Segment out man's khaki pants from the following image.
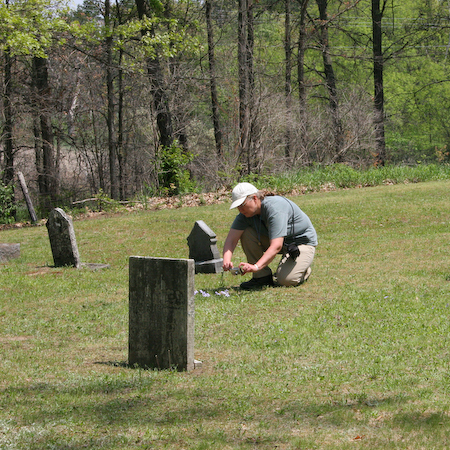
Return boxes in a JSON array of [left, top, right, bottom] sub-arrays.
[[240, 227, 316, 286]]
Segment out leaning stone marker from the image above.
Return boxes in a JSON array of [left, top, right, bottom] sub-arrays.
[[187, 220, 223, 274], [0, 243, 20, 262], [17, 171, 37, 223], [46, 208, 81, 268], [128, 256, 195, 371]]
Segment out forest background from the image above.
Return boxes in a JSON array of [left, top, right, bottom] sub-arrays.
[[0, 0, 449, 221]]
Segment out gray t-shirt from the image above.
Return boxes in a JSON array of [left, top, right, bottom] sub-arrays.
[[231, 196, 318, 246]]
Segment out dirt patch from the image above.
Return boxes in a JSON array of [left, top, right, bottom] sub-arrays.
[[0, 336, 33, 343], [26, 267, 64, 276]]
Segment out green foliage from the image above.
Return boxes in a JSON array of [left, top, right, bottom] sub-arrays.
[[91, 189, 123, 212], [0, 0, 69, 57], [0, 180, 15, 224], [70, 4, 202, 63], [68, 189, 124, 214], [157, 142, 196, 196]]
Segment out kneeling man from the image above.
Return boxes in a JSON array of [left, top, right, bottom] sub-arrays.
[[222, 182, 318, 290]]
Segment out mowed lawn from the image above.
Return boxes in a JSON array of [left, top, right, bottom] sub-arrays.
[[1, 180, 450, 449]]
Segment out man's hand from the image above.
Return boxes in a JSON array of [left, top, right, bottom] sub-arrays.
[[239, 262, 259, 274], [222, 260, 234, 272]]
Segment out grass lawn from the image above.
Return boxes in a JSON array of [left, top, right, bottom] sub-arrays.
[[1, 180, 450, 449]]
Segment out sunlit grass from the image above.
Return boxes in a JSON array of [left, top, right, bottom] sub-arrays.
[[1, 180, 450, 448], [254, 163, 450, 194]]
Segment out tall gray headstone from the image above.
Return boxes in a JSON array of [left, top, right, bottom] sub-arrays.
[[187, 220, 223, 274], [0, 243, 20, 262], [128, 256, 195, 371], [46, 208, 81, 268]]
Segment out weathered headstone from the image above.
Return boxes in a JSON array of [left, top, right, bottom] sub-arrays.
[[128, 256, 195, 371], [0, 243, 20, 262], [17, 171, 37, 223], [46, 208, 81, 268], [187, 220, 223, 274]]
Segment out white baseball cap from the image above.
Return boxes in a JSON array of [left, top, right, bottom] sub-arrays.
[[230, 182, 259, 209]]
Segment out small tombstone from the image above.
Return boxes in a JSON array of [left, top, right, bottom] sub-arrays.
[[187, 220, 223, 274], [0, 243, 20, 263], [46, 208, 81, 268], [128, 256, 195, 371], [46, 208, 110, 271]]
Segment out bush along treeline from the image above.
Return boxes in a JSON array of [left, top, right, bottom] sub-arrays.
[[0, 0, 449, 220], [2, 163, 450, 225]]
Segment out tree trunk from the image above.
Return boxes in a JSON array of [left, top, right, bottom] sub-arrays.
[[372, 0, 386, 166], [205, 0, 223, 157], [247, 0, 261, 172], [114, 3, 126, 200], [284, 0, 292, 160], [297, 0, 309, 163], [2, 45, 16, 219], [33, 117, 44, 195], [105, 0, 118, 199], [316, 0, 344, 162], [238, 0, 250, 173], [117, 48, 126, 200], [135, 0, 174, 150], [2, 48, 14, 189], [32, 56, 57, 212]]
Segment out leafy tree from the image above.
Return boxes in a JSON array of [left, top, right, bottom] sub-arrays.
[[205, 0, 223, 157], [0, 0, 69, 212]]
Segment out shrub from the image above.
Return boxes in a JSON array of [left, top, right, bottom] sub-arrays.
[[158, 142, 196, 196], [0, 179, 15, 224]]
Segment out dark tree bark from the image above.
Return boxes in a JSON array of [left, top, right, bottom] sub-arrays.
[[238, 0, 250, 173], [247, 0, 261, 172], [237, 0, 256, 174], [32, 56, 58, 211], [285, 0, 292, 160], [372, 0, 387, 166], [105, 0, 118, 199], [316, 0, 344, 162], [205, 0, 223, 156], [135, 0, 174, 150], [297, 0, 309, 162], [2, 44, 16, 219], [117, 48, 126, 200], [2, 48, 14, 189], [113, 0, 126, 200]]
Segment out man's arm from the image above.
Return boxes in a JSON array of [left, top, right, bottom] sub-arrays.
[[239, 236, 284, 274], [222, 228, 244, 271]]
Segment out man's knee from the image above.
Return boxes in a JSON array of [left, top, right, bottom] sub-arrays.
[[277, 266, 311, 286]]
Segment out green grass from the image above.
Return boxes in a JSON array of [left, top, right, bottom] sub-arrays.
[[244, 162, 450, 194], [1, 180, 450, 449]]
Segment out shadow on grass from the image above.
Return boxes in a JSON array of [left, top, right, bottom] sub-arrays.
[[94, 360, 129, 368], [3, 377, 450, 449]]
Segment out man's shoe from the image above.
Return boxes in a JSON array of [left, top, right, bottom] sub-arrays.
[[302, 267, 312, 283], [240, 274, 274, 290]]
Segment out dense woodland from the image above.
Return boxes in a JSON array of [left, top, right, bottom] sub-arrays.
[[0, 0, 449, 215]]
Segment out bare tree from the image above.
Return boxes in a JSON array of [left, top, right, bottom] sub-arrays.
[[32, 56, 58, 212], [2, 48, 14, 189], [105, 0, 118, 199], [238, 0, 250, 173], [135, 0, 174, 151], [284, 0, 292, 160], [296, 0, 310, 163], [315, 0, 344, 162], [205, 0, 223, 157], [372, 0, 387, 166]]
